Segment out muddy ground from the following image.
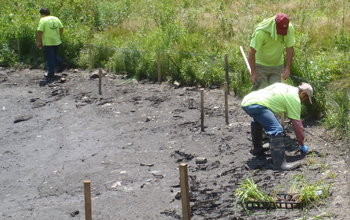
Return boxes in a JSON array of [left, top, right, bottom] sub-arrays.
[[0, 67, 349, 220]]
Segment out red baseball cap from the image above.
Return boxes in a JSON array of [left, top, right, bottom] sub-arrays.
[[275, 13, 289, 35]]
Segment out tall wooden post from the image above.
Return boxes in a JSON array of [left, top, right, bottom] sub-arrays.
[[179, 164, 191, 220], [158, 51, 161, 83], [84, 181, 92, 220], [89, 44, 93, 69], [99, 69, 102, 95], [200, 89, 204, 131], [224, 82, 229, 125], [17, 39, 20, 63], [225, 54, 229, 94]]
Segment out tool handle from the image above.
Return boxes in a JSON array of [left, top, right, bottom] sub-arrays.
[[239, 46, 251, 74]]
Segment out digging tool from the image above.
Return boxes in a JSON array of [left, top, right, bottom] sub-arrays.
[[239, 46, 261, 91], [239, 46, 251, 73]]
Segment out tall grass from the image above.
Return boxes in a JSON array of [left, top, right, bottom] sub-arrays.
[[0, 0, 350, 139]]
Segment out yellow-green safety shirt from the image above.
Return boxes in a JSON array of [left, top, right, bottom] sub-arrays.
[[37, 16, 63, 46], [241, 83, 301, 120], [250, 24, 295, 66]]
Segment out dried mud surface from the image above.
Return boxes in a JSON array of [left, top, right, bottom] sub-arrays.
[[0, 67, 349, 220]]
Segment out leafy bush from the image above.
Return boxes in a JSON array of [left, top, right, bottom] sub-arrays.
[[1, 0, 350, 140]]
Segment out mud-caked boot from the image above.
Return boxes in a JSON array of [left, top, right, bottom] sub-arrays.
[[251, 121, 268, 156], [270, 135, 300, 170]]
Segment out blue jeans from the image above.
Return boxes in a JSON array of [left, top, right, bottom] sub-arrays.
[[44, 45, 62, 76], [242, 104, 284, 136]]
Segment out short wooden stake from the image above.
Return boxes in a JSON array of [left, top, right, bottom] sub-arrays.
[[84, 180, 92, 220], [225, 54, 229, 94], [89, 44, 93, 69], [200, 89, 204, 131], [179, 163, 191, 220], [98, 68, 102, 95], [281, 74, 285, 128], [17, 39, 20, 63], [224, 82, 229, 125], [157, 51, 161, 83]]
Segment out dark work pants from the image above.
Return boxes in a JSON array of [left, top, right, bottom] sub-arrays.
[[44, 45, 62, 76]]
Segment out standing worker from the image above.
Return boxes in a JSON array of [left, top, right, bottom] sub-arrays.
[[248, 13, 295, 90], [241, 82, 313, 170], [37, 7, 65, 78]]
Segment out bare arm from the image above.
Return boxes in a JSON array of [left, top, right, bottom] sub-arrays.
[[291, 118, 304, 146], [248, 47, 257, 84], [283, 46, 294, 80], [37, 31, 43, 49], [59, 28, 64, 37]]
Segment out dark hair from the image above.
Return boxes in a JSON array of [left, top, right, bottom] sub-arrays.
[[39, 7, 50, 16]]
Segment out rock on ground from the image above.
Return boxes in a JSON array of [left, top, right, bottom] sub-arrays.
[[0, 67, 349, 219]]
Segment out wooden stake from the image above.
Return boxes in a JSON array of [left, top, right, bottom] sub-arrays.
[[84, 180, 92, 220], [225, 54, 229, 94], [179, 164, 191, 220], [281, 74, 285, 128], [17, 39, 20, 63], [200, 89, 204, 131], [158, 51, 161, 83], [89, 44, 93, 69], [224, 82, 229, 125], [99, 69, 102, 95]]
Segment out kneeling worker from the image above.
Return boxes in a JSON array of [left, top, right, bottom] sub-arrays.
[[241, 82, 313, 170]]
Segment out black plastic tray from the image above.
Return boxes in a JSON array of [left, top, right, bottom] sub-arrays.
[[244, 194, 303, 210]]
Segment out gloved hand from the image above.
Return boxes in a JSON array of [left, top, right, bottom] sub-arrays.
[[299, 145, 308, 153]]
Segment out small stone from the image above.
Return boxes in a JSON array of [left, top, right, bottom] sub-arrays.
[[70, 210, 79, 217], [196, 157, 207, 164], [82, 96, 91, 103], [76, 103, 87, 108], [90, 73, 99, 79], [263, 143, 270, 148], [174, 81, 180, 88], [14, 115, 32, 123]]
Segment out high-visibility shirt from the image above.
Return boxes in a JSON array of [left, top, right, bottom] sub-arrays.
[[37, 16, 63, 46]]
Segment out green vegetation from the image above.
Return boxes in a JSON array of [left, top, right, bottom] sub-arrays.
[[288, 173, 332, 208], [235, 171, 333, 217], [235, 175, 275, 213], [1, 0, 350, 139]]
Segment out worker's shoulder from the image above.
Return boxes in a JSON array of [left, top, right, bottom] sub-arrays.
[[253, 29, 272, 40], [42, 16, 61, 21], [255, 29, 270, 35], [267, 83, 295, 92]]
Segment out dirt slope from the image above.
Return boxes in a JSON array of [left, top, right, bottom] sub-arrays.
[[0, 67, 349, 220]]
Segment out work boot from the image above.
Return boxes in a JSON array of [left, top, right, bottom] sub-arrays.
[[262, 131, 270, 141], [56, 62, 67, 73], [270, 135, 300, 170], [251, 121, 268, 156]]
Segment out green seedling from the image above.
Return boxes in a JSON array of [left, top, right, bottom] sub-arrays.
[[289, 174, 333, 208], [327, 171, 336, 179], [234, 175, 274, 214], [308, 151, 316, 165]]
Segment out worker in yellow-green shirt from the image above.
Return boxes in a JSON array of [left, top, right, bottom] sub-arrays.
[[248, 13, 295, 90], [241, 82, 313, 170], [37, 7, 65, 78]]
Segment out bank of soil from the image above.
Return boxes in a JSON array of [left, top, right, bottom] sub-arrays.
[[0, 67, 349, 219]]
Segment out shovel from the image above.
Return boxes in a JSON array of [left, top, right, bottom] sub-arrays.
[[239, 46, 261, 91]]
